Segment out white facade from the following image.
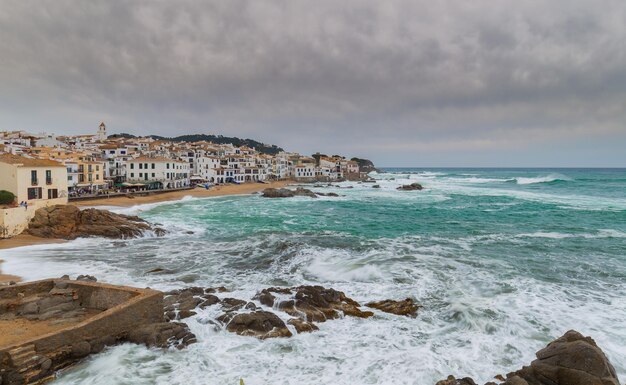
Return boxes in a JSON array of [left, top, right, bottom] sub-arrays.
[[126, 157, 190, 189]]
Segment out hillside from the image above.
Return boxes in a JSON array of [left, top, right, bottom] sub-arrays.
[[108, 133, 284, 155]]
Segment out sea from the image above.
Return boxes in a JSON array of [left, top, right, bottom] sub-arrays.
[[2, 168, 626, 385]]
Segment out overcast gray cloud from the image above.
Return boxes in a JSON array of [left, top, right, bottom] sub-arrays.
[[0, 0, 625, 166]]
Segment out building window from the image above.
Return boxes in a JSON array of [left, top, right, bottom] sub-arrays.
[[88, 174, 92, 182], [79, 175, 84, 182], [27, 187, 42, 200], [96, 165, 99, 171], [45, 170, 52, 185], [152, 173, 155, 177], [131, 163, 134, 169], [151, 163, 155, 169], [139, 163, 143, 169], [139, 173, 143, 177], [144, 163, 148, 169], [47, 189, 58, 199], [96, 174, 100, 180], [130, 173, 134, 178], [88, 164, 92, 172], [31, 170, 38, 185]]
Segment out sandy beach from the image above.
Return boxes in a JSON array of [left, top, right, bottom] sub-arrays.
[[0, 181, 290, 283], [72, 180, 291, 207]]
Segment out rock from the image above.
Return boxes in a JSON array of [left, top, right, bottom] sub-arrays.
[[221, 298, 249, 312], [437, 330, 621, 385], [217, 310, 292, 339], [366, 298, 422, 318], [288, 318, 319, 334], [27, 205, 165, 240], [76, 274, 97, 282], [60, 274, 70, 280], [261, 188, 318, 198], [71, 341, 91, 358], [435, 375, 477, 385], [372, 185, 381, 188], [397, 182, 423, 191], [163, 287, 221, 320], [127, 322, 197, 349], [316, 192, 339, 197], [146, 267, 175, 274], [507, 330, 620, 385], [254, 285, 374, 322]]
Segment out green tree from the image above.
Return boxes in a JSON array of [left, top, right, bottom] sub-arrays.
[[0, 190, 15, 205]]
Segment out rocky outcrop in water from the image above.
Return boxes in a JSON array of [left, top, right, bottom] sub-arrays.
[[262, 188, 318, 198], [254, 285, 374, 322], [436, 330, 620, 385], [217, 311, 292, 339], [366, 298, 422, 318], [161, 285, 422, 340], [27, 205, 165, 240], [397, 182, 423, 191]]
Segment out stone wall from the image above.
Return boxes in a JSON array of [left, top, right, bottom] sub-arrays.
[[0, 279, 163, 385]]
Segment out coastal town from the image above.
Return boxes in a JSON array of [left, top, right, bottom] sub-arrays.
[[0, 123, 370, 239]]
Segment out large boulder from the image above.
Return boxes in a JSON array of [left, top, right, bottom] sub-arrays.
[[27, 205, 165, 240], [436, 330, 620, 385], [397, 182, 423, 191], [366, 298, 422, 318], [217, 310, 292, 339]]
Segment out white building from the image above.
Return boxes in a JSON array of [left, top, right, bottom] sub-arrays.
[[126, 156, 190, 189]]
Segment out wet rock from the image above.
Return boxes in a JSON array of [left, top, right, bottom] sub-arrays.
[[255, 285, 373, 322], [128, 322, 197, 349], [316, 192, 339, 197], [76, 274, 97, 282], [437, 330, 621, 385], [288, 318, 319, 333], [221, 298, 249, 312], [397, 182, 423, 191], [164, 287, 221, 320], [27, 205, 165, 240], [146, 267, 175, 275], [435, 375, 477, 385], [366, 298, 422, 318], [262, 188, 318, 198], [372, 185, 381, 188], [217, 310, 292, 339]]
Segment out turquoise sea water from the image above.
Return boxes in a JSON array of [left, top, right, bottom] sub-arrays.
[[3, 168, 626, 384]]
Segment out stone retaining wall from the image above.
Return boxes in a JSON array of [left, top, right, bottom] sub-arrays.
[[0, 279, 163, 385]]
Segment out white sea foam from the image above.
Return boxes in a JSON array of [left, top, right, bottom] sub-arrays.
[[514, 173, 572, 185]]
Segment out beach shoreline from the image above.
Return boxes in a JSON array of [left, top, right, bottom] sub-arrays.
[[70, 180, 291, 207], [0, 180, 291, 283]]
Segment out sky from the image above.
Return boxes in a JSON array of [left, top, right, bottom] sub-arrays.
[[0, 1, 625, 167]]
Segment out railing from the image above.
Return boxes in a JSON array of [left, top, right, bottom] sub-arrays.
[[46, 178, 53, 185], [31, 178, 38, 186]]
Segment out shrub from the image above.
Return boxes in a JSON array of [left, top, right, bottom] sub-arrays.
[[0, 190, 16, 205]]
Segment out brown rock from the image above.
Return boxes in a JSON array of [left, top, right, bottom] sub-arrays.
[[288, 318, 319, 333], [27, 205, 165, 240], [255, 285, 373, 322], [217, 310, 292, 339], [436, 330, 621, 385], [366, 298, 422, 318], [127, 322, 197, 349], [397, 182, 423, 191]]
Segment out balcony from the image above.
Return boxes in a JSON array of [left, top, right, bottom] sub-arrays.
[[31, 178, 38, 186], [46, 178, 53, 185]]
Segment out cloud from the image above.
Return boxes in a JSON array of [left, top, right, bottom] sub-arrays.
[[0, 0, 624, 165]]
